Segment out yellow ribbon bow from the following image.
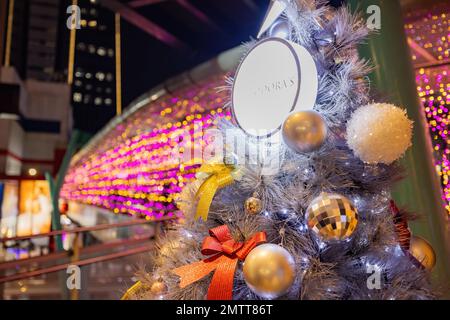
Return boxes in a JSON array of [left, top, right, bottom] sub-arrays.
[[121, 281, 144, 300], [195, 163, 239, 221]]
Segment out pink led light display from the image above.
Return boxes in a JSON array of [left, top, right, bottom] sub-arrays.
[[61, 74, 231, 219], [415, 67, 450, 212], [406, 6, 450, 213]]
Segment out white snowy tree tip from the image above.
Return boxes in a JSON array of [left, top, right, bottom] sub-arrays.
[[346, 103, 413, 165]]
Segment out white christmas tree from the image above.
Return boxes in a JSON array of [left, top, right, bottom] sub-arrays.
[[123, 0, 436, 300]]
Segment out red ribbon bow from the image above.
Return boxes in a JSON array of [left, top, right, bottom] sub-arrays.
[[172, 225, 266, 300], [390, 200, 411, 251]]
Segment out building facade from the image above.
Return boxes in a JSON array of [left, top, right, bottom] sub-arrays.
[[1, 0, 71, 179], [0, 0, 121, 235], [63, 0, 118, 133], [0, 0, 122, 176]]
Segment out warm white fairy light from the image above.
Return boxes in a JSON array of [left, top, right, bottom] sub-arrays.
[[183, 230, 193, 238]]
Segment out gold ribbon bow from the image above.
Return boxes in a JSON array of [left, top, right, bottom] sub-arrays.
[[195, 163, 239, 221], [121, 281, 144, 300]]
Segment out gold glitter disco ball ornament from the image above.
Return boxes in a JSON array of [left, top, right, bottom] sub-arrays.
[[282, 111, 327, 153], [243, 244, 296, 299], [306, 193, 358, 241], [409, 236, 436, 271]]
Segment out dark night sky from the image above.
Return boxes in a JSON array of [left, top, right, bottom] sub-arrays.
[[120, 0, 346, 109]]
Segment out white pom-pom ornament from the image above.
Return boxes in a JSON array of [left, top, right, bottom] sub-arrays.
[[346, 103, 413, 164]]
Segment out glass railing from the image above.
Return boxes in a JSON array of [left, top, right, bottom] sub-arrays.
[[0, 215, 173, 300], [1, 251, 151, 300]]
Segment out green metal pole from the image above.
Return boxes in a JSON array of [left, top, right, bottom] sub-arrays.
[[45, 173, 63, 251], [349, 0, 450, 292], [46, 130, 83, 251], [46, 130, 91, 300]]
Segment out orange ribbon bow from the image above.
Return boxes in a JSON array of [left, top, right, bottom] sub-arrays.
[[172, 225, 266, 300], [390, 200, 411, 251]]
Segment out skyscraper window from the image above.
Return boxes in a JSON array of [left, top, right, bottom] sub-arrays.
[[64, 0, 117, 133]]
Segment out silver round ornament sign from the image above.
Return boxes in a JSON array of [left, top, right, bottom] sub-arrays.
[[232, 38, 318, 138]]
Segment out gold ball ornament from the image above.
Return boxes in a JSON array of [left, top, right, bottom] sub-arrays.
[[244, 197, 263, 215], [243, 244, 295, 299], [282, 111, 327, 153], [409, 236, 436, 271], [306, 193, 358, 241], [150, 280, 167, 295]]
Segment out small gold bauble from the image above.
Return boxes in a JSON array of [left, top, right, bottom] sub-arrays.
[[409, 236, 436, 271], [150, 280, 167, 295], [306, 193, 358, 241], [244, 197, 263, 215], [160, 240, 183, 256], [243, 244, 295, 299], [282, 111, 327, 153]]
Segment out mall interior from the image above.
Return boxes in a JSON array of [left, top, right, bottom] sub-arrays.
[[0, 0, 450, 300]]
